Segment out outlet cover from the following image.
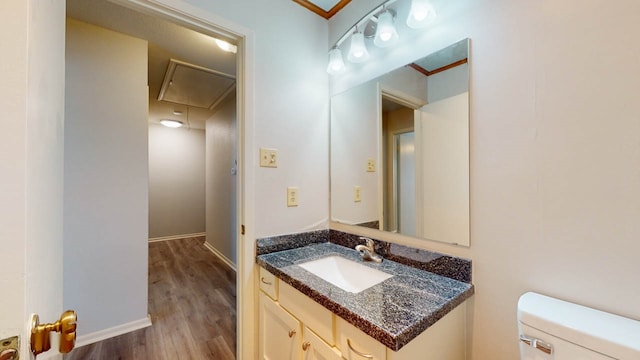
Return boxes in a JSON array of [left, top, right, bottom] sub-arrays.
[[287, 187, 299, 207], [354, 186, 362, 202]]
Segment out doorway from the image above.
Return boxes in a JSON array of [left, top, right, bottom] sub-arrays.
[[381, 97, 416, 236], [64, 0, 245, 356]]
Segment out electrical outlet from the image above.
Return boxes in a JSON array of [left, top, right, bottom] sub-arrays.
[[354, 186, 362, 202], [287, 187, 299, 207], [260, 148, 278, 168], [366, 159, 376, 172]]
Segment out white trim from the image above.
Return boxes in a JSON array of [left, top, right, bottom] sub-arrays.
[[148, 232, 206, 242], [380, 85, 426, 110], [203, 241, 237, 272], [75, 315, 152, 348]]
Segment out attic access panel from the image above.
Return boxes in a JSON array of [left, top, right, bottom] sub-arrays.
[[158, 58, 236, 109]]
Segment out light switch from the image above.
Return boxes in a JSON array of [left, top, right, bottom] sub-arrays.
[[260, 148, 278, 168], [354, 186, 362, 202], [287, 187, 299, 207], [366, 159, 376, 172]]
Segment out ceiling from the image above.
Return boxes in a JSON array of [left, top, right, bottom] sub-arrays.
[[66, 0, 237, 130]]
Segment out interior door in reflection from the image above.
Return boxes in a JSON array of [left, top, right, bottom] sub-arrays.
[[396, 132, 416, 236]]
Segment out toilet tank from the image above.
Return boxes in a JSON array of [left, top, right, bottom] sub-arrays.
[[517, 292, 640, 359]]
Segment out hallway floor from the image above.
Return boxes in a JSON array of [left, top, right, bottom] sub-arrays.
[[65, 236, 236, 359]]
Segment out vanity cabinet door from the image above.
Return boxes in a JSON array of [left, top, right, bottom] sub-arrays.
[[259, 292, 301, 360], [302, 327, 342, 360]]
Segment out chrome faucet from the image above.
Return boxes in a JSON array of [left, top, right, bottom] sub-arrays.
[[355, 237, 383, 263]]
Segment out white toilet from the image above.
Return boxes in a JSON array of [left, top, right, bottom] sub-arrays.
[[517, 292, 640, 359]]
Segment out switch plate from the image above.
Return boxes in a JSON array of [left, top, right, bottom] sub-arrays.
[[366, 159, 376, 172], [260, 148, 278, 168], [287, 187, 299, 207], [354, 186, 362, 202]]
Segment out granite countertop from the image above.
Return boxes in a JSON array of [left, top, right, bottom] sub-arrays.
[[256, 242, 474, 351]]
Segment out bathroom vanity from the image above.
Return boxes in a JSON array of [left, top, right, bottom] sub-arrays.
[[256, 232, 474, 360]]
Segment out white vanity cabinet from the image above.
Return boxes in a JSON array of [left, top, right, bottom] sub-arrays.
[[259, 267, 340, 360], [258, 266, 467, 360]]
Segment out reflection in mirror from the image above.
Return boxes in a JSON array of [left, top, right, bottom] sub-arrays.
[[330, 38, 470, 246]]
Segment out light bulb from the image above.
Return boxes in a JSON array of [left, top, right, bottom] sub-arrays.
[[374, 11, 398, 48], [347, 32, 370, 63], [327, 48, 345, 75], [407, 0, 436, 29]]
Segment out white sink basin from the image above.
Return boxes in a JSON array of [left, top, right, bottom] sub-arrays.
[[298, 255, 393, 293]]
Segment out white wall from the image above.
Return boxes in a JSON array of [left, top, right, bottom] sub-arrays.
[[331, 80, 379, 225], [206, 95, 237, 266], [149, 124, 206, 238], [0, 1, 65, 357], [330, 0, 640, 358], [64, 19, 149, 337]]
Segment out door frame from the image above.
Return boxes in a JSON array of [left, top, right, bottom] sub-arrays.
[[109, 0, 254, 357]]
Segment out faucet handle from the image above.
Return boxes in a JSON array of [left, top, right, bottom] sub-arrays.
[[359, 236, 375, 248]]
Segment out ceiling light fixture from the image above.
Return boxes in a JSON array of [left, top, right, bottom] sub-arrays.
[[406, 0, 436, 29], [215, 39, 237, 54], [347, 31, 370, 63], [327, 47, 346, 75], [160, 119, 183, 128]]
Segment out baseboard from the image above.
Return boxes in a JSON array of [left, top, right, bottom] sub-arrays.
[[75, 315, 152, 348], [203, 241, 237, 272], [148, 232, 206, 242]]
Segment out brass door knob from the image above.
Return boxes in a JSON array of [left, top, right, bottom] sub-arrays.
[[30, 310, 77, 356]]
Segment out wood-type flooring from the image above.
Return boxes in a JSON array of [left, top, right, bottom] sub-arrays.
[[65, 236, 236, 360]]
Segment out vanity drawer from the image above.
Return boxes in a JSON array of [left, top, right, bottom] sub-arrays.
[[279, 280, 335, 346], [336, 317, 385, 360], [259, 267, 278, 300]]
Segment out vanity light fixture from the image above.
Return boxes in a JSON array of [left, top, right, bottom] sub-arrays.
[[327, 47, 346, 75], [160, 119, 184, 128], [326, 0, 437, 75], [373, 10, 399, 48], [347, 31, 370, 63], [406, 0, 436, 29]]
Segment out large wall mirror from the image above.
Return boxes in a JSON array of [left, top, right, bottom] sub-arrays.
[[330, 38, 470, 246]]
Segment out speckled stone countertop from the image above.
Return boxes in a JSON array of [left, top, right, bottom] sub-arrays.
[[256, 241, 474, 351]]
